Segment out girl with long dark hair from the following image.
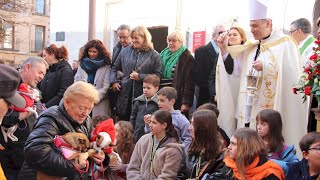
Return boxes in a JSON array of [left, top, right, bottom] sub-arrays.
[[127, 109, 183, 179], [177, 109, 225, 179], [256, 109, 298, 173]]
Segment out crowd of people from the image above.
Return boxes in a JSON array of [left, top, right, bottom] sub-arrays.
[[1, 0, 320, 179]]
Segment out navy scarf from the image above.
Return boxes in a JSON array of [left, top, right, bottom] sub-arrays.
[[80, 57, 105, 84]]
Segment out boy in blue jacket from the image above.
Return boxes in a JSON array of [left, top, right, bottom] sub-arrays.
[[286, 132, 320, 179], [145, 87, 192, 148]]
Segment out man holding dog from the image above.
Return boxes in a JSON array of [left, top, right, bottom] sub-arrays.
[[0, 57, 47, 179]]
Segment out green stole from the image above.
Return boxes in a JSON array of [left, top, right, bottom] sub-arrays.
[[160, 45, 187, 78], [300, 36, 316, 55]]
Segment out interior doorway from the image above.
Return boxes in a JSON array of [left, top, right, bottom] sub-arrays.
[[147, 26, 168, 53]]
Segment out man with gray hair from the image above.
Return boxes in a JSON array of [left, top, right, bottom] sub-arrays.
[[193, 24, 233, 107], [0, 56, 47, 179], [112, 24, 132, 66], [290, 18, 316, 69], [110, 24, 132, 118], [216, 0, 308, 158], [290, 18, 317, 132]]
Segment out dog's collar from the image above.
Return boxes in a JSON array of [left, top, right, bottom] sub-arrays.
[[54, 135, 73, 149]]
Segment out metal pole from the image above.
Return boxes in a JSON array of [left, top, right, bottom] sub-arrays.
[[88, 0, 96, 41]]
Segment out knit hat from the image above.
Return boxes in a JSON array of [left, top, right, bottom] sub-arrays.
[[0, 64, 26, 108], [91, 118, 116, 154]]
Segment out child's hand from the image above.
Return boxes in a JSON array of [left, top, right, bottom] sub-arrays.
[[91, 151, 105, 165], [109, 160, 122, 171], [144, 114, 151, 125], [109, 151, 122, 171]]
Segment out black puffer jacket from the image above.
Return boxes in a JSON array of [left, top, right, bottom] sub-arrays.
[[18, 102, 92, 180], [39, 60, 74, 108]]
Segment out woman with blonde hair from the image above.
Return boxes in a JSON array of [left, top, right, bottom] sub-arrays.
[[160, 31, 194, 115], [19, 81, 106, 179], [213, 26, 248, 137], [220, 128, 285, 180], [110, 26, 162, 121], [40, 44, 74, 107]]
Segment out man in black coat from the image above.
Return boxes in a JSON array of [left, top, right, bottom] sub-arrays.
[[0, 57, 48, 179], [110, 24, 132, 119], [193, 25, 227, 107]]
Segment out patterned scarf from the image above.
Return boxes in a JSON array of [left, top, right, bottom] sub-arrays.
[[160, 45, 186, 78], [80, 57, 105, 84]]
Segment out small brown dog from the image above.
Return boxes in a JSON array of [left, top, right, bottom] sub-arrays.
[[54, 132, 91, 168], [62, 132, 90, 152]]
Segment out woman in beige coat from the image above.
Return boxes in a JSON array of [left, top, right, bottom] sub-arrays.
[[127, 110, 183, 179], [75, 39, 112, 117]]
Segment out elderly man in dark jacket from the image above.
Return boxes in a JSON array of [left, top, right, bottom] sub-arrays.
[[110, 24, 132, 118], [192, 25, 226, 107]]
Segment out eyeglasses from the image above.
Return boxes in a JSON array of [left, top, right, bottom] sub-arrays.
[[118, 36, 129, 40], [290, 29, 298, 34], [218, 31, 226, 35], [167, 39, 179, 43], [309, 147, 320, 153]]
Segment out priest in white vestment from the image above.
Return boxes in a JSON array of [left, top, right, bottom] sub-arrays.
[[218, 0, 308, 158]]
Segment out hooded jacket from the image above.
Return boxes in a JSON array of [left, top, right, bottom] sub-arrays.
[[129, 94, 159, 142]]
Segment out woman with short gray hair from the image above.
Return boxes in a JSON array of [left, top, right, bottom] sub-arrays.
[[18, 81, 105, 179], [160, 31, 195, 115]]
